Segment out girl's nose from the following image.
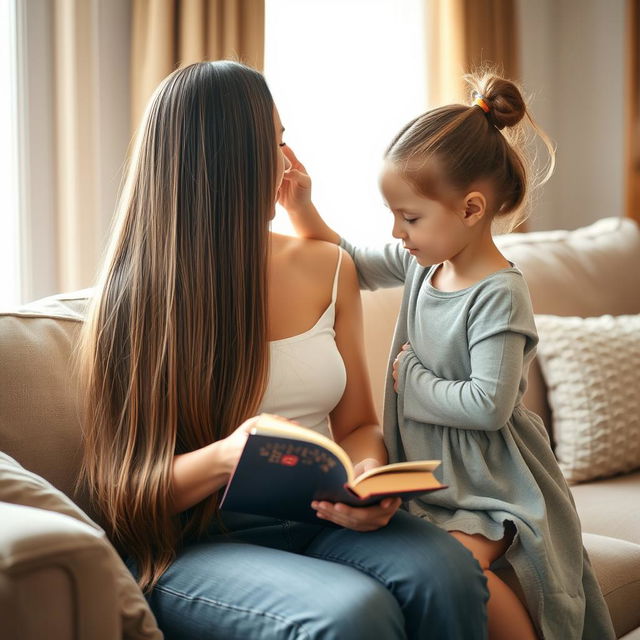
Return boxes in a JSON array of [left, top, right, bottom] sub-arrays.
[[283, 153, 292, 172], [391, 220, 405, 239]]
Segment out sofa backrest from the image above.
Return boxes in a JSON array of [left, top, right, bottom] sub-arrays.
[[0, 291, 92, 515], [361, 216, 640, 436], [1, 217, 638, 507]]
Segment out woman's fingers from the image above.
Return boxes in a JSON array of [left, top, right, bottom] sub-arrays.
[[311, 498, 401, 531], [281, 144, 306, 172], [281, 168, 310, 185]]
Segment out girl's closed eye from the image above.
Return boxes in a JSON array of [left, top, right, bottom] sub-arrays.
[[394, 209, 418, 223], [279, 142, 287, 148]]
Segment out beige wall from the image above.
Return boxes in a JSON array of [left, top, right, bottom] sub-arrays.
[[518, 0, 626, 231]]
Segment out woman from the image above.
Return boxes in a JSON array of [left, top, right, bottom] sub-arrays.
[[80, 60, 488, 640]]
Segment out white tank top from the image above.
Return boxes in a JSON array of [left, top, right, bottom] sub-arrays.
[[258, 248, 347, 438]]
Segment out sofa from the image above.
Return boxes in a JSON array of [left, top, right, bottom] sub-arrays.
[[1, 216, 639, 639]]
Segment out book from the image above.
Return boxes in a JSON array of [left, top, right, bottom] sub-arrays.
[[220, 413, 446, 524]]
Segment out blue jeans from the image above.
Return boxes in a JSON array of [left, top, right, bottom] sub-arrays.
[[137, 510, 488, 639]]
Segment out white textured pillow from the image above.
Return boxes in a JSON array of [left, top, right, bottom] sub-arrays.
[[534, 314, 640, 483]]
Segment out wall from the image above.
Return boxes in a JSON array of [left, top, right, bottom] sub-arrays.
[[518, 0, 626, 231]]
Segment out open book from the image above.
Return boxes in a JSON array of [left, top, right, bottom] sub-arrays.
[[220, 414, 446, 524]]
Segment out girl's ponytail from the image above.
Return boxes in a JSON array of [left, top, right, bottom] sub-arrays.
[[466, 74, 526, 131], [386, 70, 555, 232]]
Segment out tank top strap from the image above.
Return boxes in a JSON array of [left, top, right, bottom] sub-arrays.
[[330, 247, 343, 305]]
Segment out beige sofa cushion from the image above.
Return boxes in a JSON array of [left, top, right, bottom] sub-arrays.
[[534, 314, 640, 483], [583, 532, 640, 638], [571, 470, 640, 546], [495, 217, 640, 317], [0, 501, 120, 640], [0, 290, 90, 512], [0, 451, 161, 640]]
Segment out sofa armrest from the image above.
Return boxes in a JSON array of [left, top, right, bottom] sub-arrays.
[[0, 501, 121, 640]]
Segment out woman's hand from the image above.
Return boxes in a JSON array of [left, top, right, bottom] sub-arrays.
[[311, 497, 402, 532], [392, 343, 411, 393], [217, 416, 261, 478], [311, 455, 401, 531], [171, 415, 263, 514], [278, 145, 313, 215]]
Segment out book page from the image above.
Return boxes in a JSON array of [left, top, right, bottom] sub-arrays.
[[355, 460, 440, 484], [352, 470, 444, 499]]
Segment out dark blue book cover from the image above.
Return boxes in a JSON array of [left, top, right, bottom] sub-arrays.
[[220, 424, 444, 524]]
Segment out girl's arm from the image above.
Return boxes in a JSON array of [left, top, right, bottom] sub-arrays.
[[398, 286, 536, 431], [398, 331, 526, 431], [280, 145, 410, 290]]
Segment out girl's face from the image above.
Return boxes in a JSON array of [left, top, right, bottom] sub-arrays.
[[273, 106, 291, 203], [379, 164, 468, 267]]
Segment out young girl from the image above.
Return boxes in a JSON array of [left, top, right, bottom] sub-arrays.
[[282, 73, 615, 640]]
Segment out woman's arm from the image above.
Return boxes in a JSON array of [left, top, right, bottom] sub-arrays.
[[310, 250, 402, 531], [329, 249, 387, 465], [170, 418, 257, 514]]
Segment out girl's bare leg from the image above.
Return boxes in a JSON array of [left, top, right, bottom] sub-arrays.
[[450, 529, 538, 640]]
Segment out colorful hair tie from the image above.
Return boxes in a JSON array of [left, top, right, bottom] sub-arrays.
[[473, 94, 490, 113]]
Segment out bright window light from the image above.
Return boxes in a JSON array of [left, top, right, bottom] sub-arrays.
[[0, 0, 21, 307], [265, 0, 427, 245]]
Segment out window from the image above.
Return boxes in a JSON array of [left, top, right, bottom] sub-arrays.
[[0, 0, 22, 306], [265, 0, 427, 245]]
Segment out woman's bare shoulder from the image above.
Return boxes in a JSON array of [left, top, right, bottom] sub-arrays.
[[271, 232, 342, 274]]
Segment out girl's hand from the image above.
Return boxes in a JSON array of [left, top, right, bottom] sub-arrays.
[[311, 497, 402, 532], [278, 145, 313, 215], [392, 343, 411, 392]]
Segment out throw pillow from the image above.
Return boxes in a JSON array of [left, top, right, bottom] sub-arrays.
[[534, 314, 640, 483], [0, 452, 162, 639]]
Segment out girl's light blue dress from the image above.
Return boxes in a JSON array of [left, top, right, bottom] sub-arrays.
[[341, 238, 614, 640]]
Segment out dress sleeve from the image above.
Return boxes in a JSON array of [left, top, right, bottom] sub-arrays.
[[398, 333, 525, 430], [339, 237, 410, 290], [398, 284, 536, 431]]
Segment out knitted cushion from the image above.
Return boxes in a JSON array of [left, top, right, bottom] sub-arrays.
[[535, 314, 640, 483]]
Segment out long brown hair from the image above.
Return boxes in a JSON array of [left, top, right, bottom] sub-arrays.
[[386, 71, 555, 231], [80, 61, 276, 591]]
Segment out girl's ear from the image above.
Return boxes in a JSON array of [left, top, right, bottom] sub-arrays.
[[460, 191, 487, 227]]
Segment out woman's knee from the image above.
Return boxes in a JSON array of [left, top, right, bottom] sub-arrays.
[[389, 515, 488, 604], [304, 578, 404, 640]]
